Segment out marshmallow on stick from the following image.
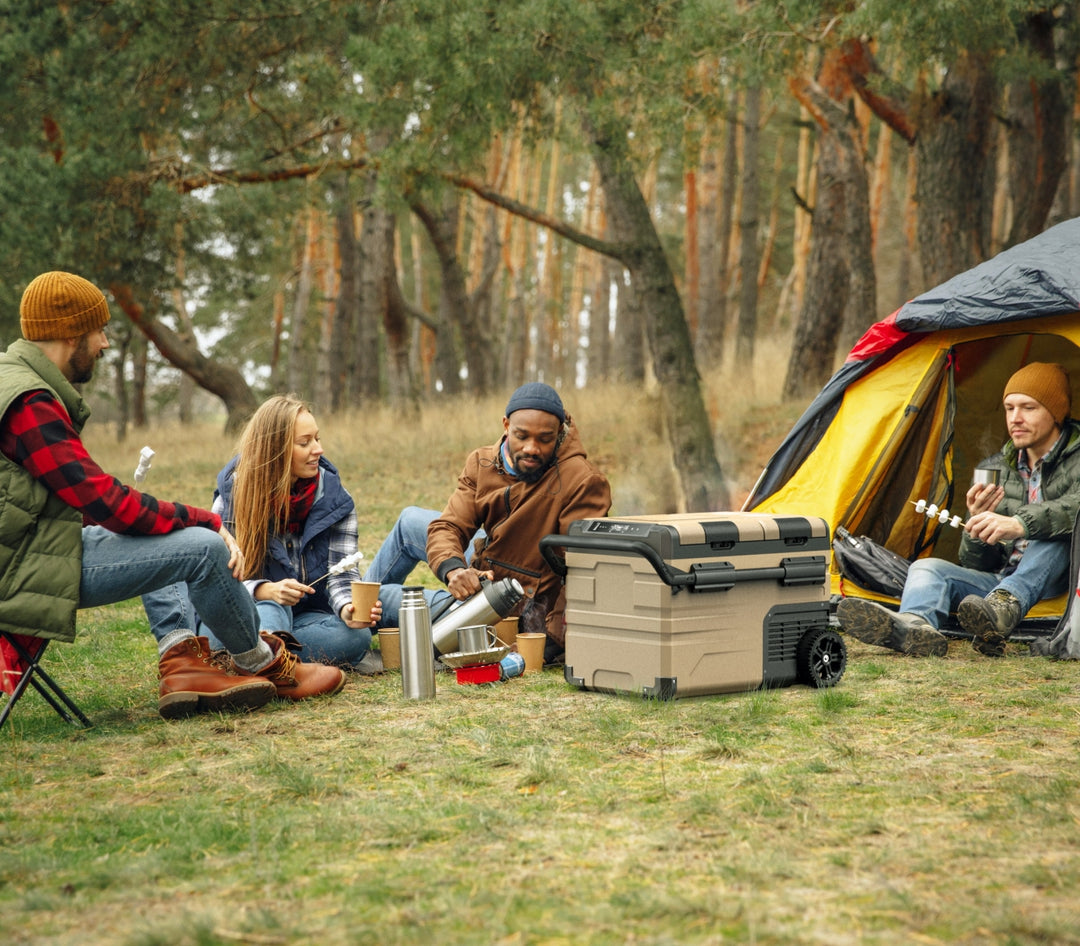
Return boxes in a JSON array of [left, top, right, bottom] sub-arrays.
[[309, 550, 365, 586]]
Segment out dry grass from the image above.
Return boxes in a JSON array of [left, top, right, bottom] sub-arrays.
[[4, 368, 1080, 945]]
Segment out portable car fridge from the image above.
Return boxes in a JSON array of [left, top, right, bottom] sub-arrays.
[[539, 512, 844, 699]]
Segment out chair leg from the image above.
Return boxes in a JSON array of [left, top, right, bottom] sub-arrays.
[[0, 634, 92, 730]]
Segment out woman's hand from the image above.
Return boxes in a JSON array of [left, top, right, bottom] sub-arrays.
[[218, 527, 245, 579], [255, 578, 315, 606], [341, 599, 382, 629]]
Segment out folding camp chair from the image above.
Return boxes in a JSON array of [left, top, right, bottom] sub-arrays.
[[0, 631, 91, 731]]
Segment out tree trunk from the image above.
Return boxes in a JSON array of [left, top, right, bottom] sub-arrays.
[[112, 323, 130, 442], [287, 209, 318, 397], [913, 52, 998, 286], [1001, 10, 1068, 247], [588, 233, 614, 383], [382, 208, 420, 411], [613, 268, 645, 384], [696, 91, 738, 367], [355, 196, 385, 405], [329, 175, 360, 411], [783, 66, 856, 399], [586, 114, 729, 511], [694, 128, 721, 366], [111, 283, 258, 431], [131, 331, 148, 429], [735, 85, 761, 366], [411, 195, 496, 395], [784, 45, 876, 395]]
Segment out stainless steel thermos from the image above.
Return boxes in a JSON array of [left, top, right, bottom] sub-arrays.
[[399, 586, 436, 700], [430, 577, 525, 654]]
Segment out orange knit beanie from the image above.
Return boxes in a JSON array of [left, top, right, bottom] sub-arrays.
[[1003, 362, 1071, 425], [20, 271, 111, 341]]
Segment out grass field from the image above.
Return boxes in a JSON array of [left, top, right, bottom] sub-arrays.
[[3, 375, 1080, 945]]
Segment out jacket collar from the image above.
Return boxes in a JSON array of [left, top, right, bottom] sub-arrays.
[[6, 339, 91, 432]]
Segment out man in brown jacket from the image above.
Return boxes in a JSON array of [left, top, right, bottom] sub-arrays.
[[364, 383, 612, 661]]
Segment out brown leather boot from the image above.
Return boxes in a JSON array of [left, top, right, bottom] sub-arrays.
[[158, 636, 277, 720], [257, 633, 346, 700]]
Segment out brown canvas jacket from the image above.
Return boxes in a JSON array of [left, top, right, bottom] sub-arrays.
[[427, 421, 611, 644]]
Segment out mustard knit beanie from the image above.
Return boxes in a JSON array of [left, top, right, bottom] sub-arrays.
[[1003, 362, 1071, 425], [20, 271, 111, 341]]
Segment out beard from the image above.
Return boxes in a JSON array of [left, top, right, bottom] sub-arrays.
[[68, 335, 99, 384], [511, 452, 554, 484]]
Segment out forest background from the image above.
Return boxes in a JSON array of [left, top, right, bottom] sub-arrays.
[[3, 1, 1079, 511]]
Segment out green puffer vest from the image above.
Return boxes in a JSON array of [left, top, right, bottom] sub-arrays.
[[0, 340, 88, 642]]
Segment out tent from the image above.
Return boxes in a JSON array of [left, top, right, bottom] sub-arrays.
[[744, 216, 1080, 627]]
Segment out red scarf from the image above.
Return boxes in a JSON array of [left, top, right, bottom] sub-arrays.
[[279, 474, 319, 534]]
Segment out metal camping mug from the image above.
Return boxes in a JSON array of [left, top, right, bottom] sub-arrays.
[[456, 624, 492, 654], [973, 468, 1001, 487]]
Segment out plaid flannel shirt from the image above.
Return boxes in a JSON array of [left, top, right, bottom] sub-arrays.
[[0, 390, 221, 534]]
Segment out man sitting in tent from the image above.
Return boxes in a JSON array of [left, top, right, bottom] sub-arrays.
[[838, 362, 1080, 657]]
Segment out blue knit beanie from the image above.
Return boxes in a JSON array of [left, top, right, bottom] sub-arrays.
[[504, 382, 565, 423]]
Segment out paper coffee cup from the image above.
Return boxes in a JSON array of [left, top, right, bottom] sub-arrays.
[[494, 616, 519, 648], [516, 632, 546, 673], [351, 581, 381, 622], [378, 628, 400, 670]]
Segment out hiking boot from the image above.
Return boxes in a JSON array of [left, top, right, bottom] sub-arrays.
[[354, 650, 384, 675], [158, 636, 277, 720], [959, 590, 1022, 658], [256, 633, 347, 700], [836, 598, 948, 657]]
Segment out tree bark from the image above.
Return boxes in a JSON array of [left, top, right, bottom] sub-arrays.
[[586, 114, 729, 511], [287, 209, 318, 397], [355, 196, 386, 405], [735, 85, 761, 366], [912, 51, 998, 286], [411, 195, 496, 395], [784, 51, 876, 399], [328, 175, 360, 411], [696, 91, 737, 368], [1001, 10, 1068, 248], [613, 268, 645, 384]]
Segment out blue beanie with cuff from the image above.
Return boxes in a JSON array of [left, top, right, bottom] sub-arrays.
[[504, 382, 565, 423]]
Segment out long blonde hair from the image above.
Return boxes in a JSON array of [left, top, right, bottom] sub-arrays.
[[231, 395, 311, 580]]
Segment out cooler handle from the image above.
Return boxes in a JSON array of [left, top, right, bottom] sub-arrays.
[[538, 533, 695, 589], [539, 533, 826, 592]]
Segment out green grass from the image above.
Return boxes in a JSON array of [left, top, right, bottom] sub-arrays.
[[5, 618, 1080, 945], [4, 383, 1080, 944]]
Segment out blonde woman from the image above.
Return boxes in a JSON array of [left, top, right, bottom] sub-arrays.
[[205, 395, 381, 670]]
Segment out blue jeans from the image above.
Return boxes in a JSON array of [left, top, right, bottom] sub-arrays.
[[203, 600, 372, 668], [363, 506, 442, 584], [900, 539, 1070, 628], [362, 506, 479, 628], [81, 525, 260, 655]]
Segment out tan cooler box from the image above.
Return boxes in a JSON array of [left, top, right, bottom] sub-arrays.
[[540, 512, 845, 699]]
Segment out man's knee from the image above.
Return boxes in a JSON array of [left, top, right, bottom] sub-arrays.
[[399, 506, 439, 528], [907, 558, 949, 584]]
